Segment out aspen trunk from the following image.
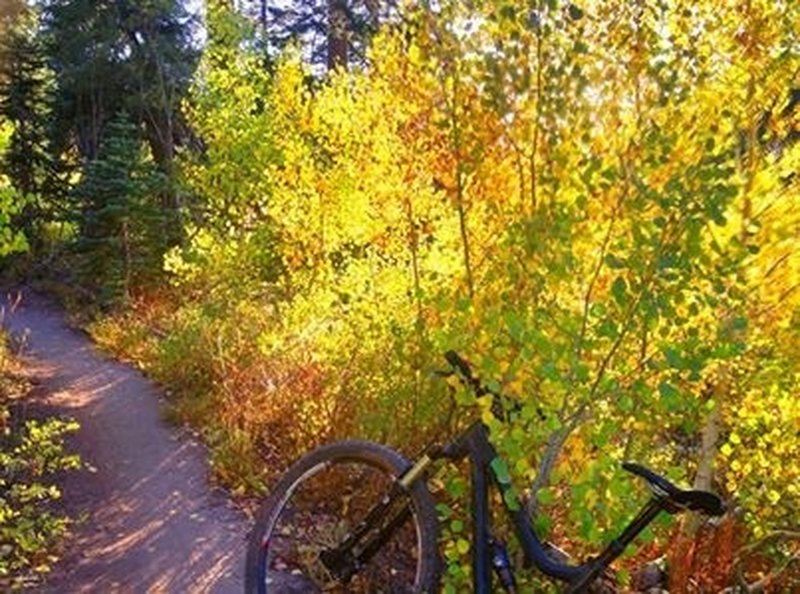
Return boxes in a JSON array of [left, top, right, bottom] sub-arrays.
[[686, 371, 727, 535]]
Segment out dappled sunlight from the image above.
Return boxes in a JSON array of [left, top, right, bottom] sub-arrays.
[[1, 290, 245, 592], [1, 0, 798, 591], [39, 375, 126, 409]]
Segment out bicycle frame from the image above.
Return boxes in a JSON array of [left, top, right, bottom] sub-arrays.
[[281, 350, 721, 593], [429, 421, 670, 593], [322, 418, 677, 592], [322, 347, 684, 592]]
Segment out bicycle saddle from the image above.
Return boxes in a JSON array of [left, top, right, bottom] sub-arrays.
[[622, 462, 726, 516]]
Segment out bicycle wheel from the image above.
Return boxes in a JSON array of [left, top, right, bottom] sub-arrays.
[[245, 440, 441, 594]]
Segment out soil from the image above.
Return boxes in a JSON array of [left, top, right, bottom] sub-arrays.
[[2, 288, 247, 593]]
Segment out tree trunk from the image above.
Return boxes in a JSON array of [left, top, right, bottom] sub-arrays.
[[686, 371, 727, 535], [121, 217, 131, 304], [527, 427, 568, 517], [327, 0, 348, 70], [694, 404, 721, 493], [260, 0, 268, 35]]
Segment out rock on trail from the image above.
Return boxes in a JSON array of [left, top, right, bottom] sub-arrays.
[[2, 289, 248, 593]]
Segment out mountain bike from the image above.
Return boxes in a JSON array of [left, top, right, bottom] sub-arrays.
[[245, 351, 726, 593]]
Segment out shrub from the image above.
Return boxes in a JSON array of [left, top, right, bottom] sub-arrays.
[[0, 332, 80, 589]]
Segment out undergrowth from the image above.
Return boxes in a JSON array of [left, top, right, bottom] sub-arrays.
[[0, 329, 80, 591], [88, 289, 454, 496]]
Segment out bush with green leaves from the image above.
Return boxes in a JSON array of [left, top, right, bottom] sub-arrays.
[[0, 332, 80, 589], [0, 417, 80, 586]]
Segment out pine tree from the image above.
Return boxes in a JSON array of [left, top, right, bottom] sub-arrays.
[[75, 112, 164, 305], [0, 120, 28, 257], [237, 0, 397, 71], [42, 0, 198, 247], [0, 14, 56, 247]]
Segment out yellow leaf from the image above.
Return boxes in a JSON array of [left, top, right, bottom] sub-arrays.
[[456, 538, 470, 555]]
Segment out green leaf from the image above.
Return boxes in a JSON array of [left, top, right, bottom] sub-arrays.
[[505, 311, 524, 342], [658, 381, 681, 410], [537, 487, 556, 505], [575, 363, 590, 382], [534, 513, 553, 536], [604, 253, 625, 269], [490, 457, 512, 484], [456, 538, 470, 555], [503, 486, 522, 511], [499, 4, 516, 20], [589, 302, 607, 317], [662, 346, 684, 369], [611, 277, 628, 306], [541, 361, 560, 381], [436, 503, 453, 519], [598, 319, 618, 338]]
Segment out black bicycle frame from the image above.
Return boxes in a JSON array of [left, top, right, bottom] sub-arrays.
[[323, 417, 675, 592], [319, 350, 709, 591], [434, 421, 670, 593]]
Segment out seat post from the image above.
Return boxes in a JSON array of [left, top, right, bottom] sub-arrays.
[[565, 498, 665, 593]]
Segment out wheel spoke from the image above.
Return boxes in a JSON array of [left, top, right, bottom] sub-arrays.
[[246, 442, 439, 594]]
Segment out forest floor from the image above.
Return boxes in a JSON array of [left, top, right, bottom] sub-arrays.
[[2, 288, 247, 593]]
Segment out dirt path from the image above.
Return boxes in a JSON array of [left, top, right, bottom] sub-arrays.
[[3, 289, 247, 593]]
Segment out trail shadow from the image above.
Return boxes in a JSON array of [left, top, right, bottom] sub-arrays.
[[2, 288, 247, 593]]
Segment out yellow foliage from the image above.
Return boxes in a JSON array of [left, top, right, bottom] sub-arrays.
[[99, 0, 800, 582]]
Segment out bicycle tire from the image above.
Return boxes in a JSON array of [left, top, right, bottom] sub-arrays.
[[245, 440, 441, 594]]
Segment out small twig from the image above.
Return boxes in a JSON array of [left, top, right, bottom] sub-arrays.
[[718, 530, 800, 594]]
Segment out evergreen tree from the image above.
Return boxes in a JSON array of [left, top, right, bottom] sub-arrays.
[[0, 13, 56, 247], [237, 0, 398, 71], [42, 0, 199, 246], [0, 0, 26, 78], [0, 120, 28, 258], [75, 112, 164, 305]]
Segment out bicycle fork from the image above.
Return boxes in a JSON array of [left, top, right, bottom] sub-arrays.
[[319, 481, 414, 582]]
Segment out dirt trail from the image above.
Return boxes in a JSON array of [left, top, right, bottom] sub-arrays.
[[3, 289, 247, 593]]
